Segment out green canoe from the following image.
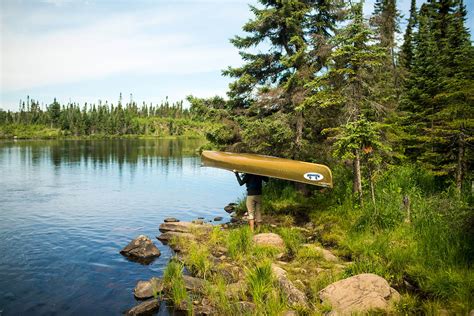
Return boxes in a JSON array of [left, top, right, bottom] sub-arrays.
[[201, 150, 333, 188]]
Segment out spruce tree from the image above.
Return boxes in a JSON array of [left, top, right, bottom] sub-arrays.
[[400, 0, 417, 70], [304, 2, 386, 203]]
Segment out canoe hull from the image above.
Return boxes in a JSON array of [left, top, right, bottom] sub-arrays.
[[201, 151, 333, 188]]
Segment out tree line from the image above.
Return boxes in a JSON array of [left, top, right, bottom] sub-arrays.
[[0, 95, 213, 136]]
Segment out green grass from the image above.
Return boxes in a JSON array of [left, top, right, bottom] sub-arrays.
[[307, 164, 474, 313], [185, 243, 213, 280], [0, 124, 62, 139], [227, 226, 253, 260], [163, 260, 188, 307], [246, 260, 274, 306], [277, 227, 304, 257]]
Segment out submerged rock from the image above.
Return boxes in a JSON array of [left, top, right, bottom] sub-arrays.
[[159, 221, 212, 233], [253, 233, 285, 250], [224, 205, 235, 213], [125, 298, 160, 316], [164, 217, 179, 223], [319, 273, 400, 315], [213, 216, 223, 221], [120, 235, 160, 263], [134, 278, 163, 300], [271, 264, 308, 307]]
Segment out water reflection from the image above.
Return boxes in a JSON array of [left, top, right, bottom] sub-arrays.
[[0, 139, 242, 316], [1, 138, 203, 176]]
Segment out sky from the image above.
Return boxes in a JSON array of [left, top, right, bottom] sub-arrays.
[[1, 0, 473, 111]]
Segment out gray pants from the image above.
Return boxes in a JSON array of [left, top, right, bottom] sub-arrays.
[[246, 195, 262, 222]]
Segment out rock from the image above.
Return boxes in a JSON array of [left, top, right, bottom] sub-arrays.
[[253, 233, 285, 250], [319, 273, 400, 315], [212, 246, 227, 257], [120, 235, 160, 263], [125, 299, 160, 316], [192, 219, 204, 225], [282, 311, 297, 316], [193, 304, 215, 315], [164, 217, 179, 223], [156, 231, 195, 243], [213, 216, 223, 221], [226, 281, 247, 299], [224, 205, 235, 213], [183, 275, 207, 294], [230, 217, 239, 223], [159, 221, 211, 233], [235, 301, 255, 313], [469, 310, 474, 316], [198, 216, 205, 219], [302, 244, 339, 262], [271, 264, 308, 307], [134, 278, 163, 300]]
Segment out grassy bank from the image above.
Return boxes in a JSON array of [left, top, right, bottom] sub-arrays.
[[259, 164, 473, 314]]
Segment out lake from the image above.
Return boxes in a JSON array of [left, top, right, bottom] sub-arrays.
[[0, 139, 243, 315]]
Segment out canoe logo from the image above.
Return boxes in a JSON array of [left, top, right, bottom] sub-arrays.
[[304, 172, 324, 181]]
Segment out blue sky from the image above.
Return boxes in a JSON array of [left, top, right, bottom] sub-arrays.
[[1, 0, 473, 111]]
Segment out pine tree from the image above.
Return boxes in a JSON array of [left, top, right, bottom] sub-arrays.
[[400, 0, 417, 70], [304, 2, 386, 203], [223, 0, 342, 158], [401, 0, 474, 189]]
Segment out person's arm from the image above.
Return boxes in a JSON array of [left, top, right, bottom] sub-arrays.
[[234, 170, 246, 186]]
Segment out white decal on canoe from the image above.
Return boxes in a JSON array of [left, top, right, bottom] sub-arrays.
[[304, 172, 324, 181]]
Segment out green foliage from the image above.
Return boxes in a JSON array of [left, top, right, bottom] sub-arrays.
[[245, 260, 274, 306], [0, 96, 222, 139], [227, 226, 253, 260], [277, 227, 304, 257], [240, 115, 294, 157], [332, 116, 389, 161], [185, 243, 212, 280], [163, 260, 188, 307], [309, 164, 473, 312]]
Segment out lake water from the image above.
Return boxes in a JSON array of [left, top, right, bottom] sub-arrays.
[[0, 139, 243, 315]]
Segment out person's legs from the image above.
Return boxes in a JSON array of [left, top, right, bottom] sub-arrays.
[[254, 195, 262, 228], [246, 195, 257, 231]]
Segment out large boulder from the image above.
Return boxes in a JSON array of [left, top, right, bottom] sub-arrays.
[[134, 278, 163, 300], [253, 233, 285, 250], [159, 221, 211, 234], [319, 273, 400, 315], [125, 298, 160, 316], [120, 235, 160, 263], [271, 264, 308, 307]]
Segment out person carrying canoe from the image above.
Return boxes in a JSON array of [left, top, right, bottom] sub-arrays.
[[233, 171, 268, 231]]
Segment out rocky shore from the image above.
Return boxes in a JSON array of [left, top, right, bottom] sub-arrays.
[[120, 204, 401, 315]]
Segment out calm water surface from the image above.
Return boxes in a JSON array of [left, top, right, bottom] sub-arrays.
[[0, 139, 243, 315]]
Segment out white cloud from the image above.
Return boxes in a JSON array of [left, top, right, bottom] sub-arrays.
[[1, 8, 242, 92]]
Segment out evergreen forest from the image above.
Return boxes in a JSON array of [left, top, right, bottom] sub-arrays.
[[1, 0, 473, 312]]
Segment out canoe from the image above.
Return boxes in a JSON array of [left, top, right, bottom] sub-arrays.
[[201, 150, 333, 188]]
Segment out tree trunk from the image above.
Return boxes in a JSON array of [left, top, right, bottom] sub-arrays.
[[456, 132, 465, 193], [353, 149, 363, 205], [295, 110, 304, 154], [368, 163, 376, 209]]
